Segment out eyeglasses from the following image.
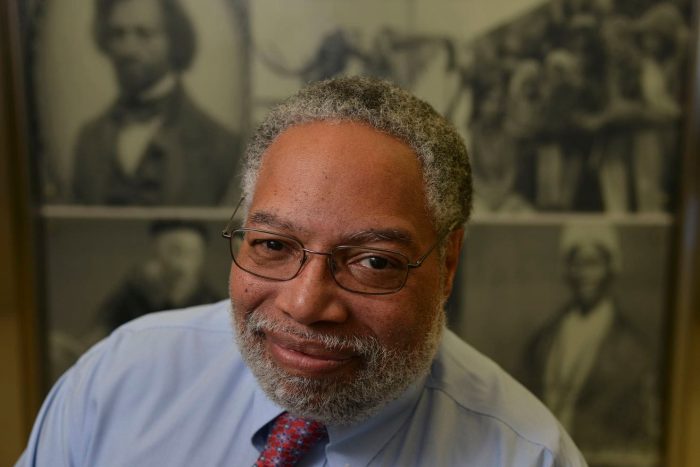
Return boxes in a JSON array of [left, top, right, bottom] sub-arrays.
[[222, 200, 453, 295]]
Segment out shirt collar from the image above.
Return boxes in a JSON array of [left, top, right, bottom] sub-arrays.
[[571, 297, 614, 322], [325, 376, 426, 466], [249, 377, 286, 450], [112, 74, 182, 124]]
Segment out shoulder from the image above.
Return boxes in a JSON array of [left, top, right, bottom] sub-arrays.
[[521, 307, 569, 370], [100, 299, 233, 344], [529, 308, 569, 346], [609, 309, 650, 352], [95, 300, 234, 358], [171, 89, 240, 145], [20, 301, 259, 466], [76, 106, 118, 141], [73, 107, 119, 168], [112, 299, 232, 334], [424, 329, 586, 466], [69, 301, 239, 395], [596, 307, 654, 377]]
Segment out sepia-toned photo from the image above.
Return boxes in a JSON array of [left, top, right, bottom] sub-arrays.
[[454, 219, 670, 466], [457, 1, 690, 214], [32, 0, 249, 206], [250, 0, 690, 214], [8, 0, 692, 464], [249, 0, 410, 123], [43, 216, 231, 381]]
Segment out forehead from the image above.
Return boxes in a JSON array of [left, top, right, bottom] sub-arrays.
[[108, 0, 165, 26], [569, 243, 609, 262], [154, 228, 205, 246], [249, 121, 433, 240]]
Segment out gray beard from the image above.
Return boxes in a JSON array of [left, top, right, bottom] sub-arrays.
[[231, 304, 445, 426]]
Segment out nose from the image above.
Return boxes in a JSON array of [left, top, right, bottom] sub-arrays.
[[110, 30, 143, 60], [272, 253, 348, 326]]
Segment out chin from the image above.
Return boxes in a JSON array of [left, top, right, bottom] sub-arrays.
[[230, 304, 445, 425]]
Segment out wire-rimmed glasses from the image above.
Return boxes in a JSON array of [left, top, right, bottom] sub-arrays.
[[222, 200, 452, 295]]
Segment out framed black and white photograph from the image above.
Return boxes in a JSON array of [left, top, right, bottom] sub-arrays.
[[249, 0, 692, 215], [455, 218, 671, 466], [30, 0, 249, 206], [249, 0, 409, 123], [43, 215, 231, 380], [2, 0, 697, 465]]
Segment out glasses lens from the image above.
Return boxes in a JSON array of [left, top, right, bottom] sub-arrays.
[[332, 246, 409, 293], [231, 230, 303, 280]]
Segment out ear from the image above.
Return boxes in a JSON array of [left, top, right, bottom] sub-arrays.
[[441, 228, 464, 299]]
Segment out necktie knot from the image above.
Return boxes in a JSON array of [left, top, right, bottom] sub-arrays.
[[255, 412, 327, 467]]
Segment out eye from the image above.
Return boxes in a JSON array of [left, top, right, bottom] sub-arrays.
[[261, 239, 284, 251], [107, 27, 126, 41], [249, 237, 293, 255], [348, 251, 405, 271], [135, 27, 158, 41], [360, 256, 389, 270]]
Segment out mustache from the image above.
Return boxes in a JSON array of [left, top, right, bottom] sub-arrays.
[[245, 311, 381, 357]]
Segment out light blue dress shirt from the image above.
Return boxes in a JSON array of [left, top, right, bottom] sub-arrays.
[[17, 301, 587, 466]]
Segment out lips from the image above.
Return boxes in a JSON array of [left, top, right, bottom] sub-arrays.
[[264, 330, 358, 377]]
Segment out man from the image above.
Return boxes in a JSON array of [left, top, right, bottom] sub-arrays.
[[48, 220, 222, 385], [99, 220, 221, 332], [72, 0, 240, 205], [520, 223, 657, 465], [19, 77, 585, 466]]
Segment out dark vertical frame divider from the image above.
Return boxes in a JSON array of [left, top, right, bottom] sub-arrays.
[[0, 0, 43, 463], [667, 1, 700, 465]]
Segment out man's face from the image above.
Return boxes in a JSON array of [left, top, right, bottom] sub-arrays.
[[153, 229, 206, 282], [229, 121, 462, 424], [566, 244, 613, 310], [104, 0, 171, 97]]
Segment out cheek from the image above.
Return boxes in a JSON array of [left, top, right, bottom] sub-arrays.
[[358, 291, 439, 350], [229, 267, 260, 310], [228, 263, 444, 349], [229, 266, 283, 319]]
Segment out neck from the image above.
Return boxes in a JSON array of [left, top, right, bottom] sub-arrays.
[[575, 296, 611, 316], [123, 73, 178, 103]]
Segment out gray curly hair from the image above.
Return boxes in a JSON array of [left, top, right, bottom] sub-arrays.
[[242, 76, 472, 231]]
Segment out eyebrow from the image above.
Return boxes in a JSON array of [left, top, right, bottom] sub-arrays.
[[345, 229, 414, 246], [247, 211, 306, 233], [247, 211, 415, 247]]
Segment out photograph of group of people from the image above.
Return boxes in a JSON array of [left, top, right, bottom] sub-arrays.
[[22, 0, 691, 466], [251, 0, 690, 215]]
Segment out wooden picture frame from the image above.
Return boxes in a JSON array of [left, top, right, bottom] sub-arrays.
[[1, 0, 698, 465]]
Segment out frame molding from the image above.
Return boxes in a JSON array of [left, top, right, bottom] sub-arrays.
[[666, 2, 700, 465], [0, 0, 43, 463], [0, 0, 697, 465]]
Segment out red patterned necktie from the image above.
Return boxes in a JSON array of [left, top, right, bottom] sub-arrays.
[[255, 412, 328, 467]]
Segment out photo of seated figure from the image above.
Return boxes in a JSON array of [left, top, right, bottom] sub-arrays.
[[519, 222, 659, 466], [99, 219, 222, 332]]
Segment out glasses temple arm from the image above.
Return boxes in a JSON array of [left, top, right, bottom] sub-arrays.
[[222, 197, 246, 237], [408, 222, 460, 268]]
